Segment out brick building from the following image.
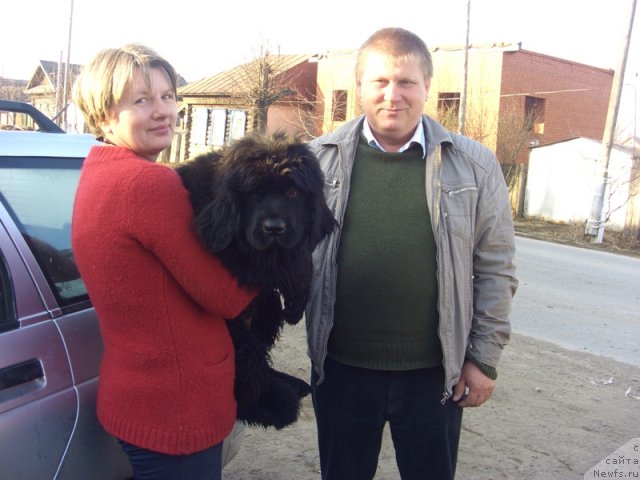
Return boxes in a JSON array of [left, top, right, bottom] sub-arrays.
[[497, 46, 613, 148]]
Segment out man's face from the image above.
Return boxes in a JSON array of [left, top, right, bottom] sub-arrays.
[[357, 51, 431, 151]]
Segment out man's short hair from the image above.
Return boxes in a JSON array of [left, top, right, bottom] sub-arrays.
[[356, 27, 433, 81]]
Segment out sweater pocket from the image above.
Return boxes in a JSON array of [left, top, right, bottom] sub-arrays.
[[193, 351, 234, 394]]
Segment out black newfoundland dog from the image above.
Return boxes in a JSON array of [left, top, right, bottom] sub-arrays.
[[176, 132, 336, 429]]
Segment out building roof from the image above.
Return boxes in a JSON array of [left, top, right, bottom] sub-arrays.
[[431, 41, 521, 53], [25, 60, 83, 93], [530, 136, 635, 156], [430, 42, 612, 73], [179, 54, 312, 96], [39, 60, 83, 79]]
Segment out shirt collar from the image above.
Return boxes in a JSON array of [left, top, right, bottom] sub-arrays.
[[362, 120, 426, 157]]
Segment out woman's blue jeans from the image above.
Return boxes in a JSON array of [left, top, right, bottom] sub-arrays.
[[118, 439, 223, 480]]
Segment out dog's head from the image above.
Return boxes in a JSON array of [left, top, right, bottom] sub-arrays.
[[196, 132, 336, 254]]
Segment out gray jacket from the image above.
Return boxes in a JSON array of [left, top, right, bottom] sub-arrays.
[[305, 115, 518, 400]]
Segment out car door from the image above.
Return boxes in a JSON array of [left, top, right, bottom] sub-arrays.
[[0, 151, 131, 479], [0, 208, 78, 480]]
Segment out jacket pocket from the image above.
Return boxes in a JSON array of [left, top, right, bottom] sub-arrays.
[[440, 186, 478, 240]]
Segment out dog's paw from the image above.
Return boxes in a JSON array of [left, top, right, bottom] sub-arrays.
[[282, 308, 303, 325], [291, 377, 311, 398], [237, 383, 301, 430], [271, 370, 311, 398], [282, 299, 305, 325]]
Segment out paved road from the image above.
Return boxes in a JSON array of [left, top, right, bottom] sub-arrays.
[[511, 236, 640, 366]]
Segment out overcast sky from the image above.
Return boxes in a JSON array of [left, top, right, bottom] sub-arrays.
[[2, 0, 638, 134]]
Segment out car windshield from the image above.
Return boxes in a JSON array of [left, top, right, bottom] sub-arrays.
[[0, 156, 87, 307]]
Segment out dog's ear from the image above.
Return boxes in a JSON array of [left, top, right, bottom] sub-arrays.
[[309, 196, 338, 247], [195, 185, 240, 252]]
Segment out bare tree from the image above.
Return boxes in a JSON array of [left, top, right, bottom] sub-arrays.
[[495, 101, 540, 191], [233, 45, 296, 133], [0, 80, 28, 102], [600, 155, 640, 228], [435, 97, 492, 146], [287, 86, 351, 139], [437, 103, 459, 133]]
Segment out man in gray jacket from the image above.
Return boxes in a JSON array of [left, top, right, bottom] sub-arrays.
[[305, 27, 517, 480]]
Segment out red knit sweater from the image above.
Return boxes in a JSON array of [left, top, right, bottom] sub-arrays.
[[72, 145, 255, 455]]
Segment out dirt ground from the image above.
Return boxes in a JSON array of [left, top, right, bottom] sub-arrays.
[[512, 218, 640, 258], [223, 220, 640, 480]]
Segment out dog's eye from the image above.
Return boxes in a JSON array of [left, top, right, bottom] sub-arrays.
[[286, 187, 299, 199]]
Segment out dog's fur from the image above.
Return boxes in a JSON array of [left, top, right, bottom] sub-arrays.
[[176, 132, 336, 429]]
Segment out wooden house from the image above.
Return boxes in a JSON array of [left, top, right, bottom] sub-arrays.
[[176, 54, 317, 162], [24, 60, 83, 129]]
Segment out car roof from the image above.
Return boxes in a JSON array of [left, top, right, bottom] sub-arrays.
[[0, 131, 101, 159]]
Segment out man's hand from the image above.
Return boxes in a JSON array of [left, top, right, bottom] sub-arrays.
[[452, 360, 496, 407]]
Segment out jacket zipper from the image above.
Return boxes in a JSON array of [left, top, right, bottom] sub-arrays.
[[428, 146, 452, 404], [442, 186, 478, 196], [439, 184, 479, 402]]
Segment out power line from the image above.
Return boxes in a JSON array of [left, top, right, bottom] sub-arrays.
[[500, 88, 592, 97]]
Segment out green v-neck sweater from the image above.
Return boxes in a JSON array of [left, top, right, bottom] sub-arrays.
[[328, 137, 442, 370]]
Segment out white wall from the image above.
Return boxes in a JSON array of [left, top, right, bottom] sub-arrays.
[[525, 138, 634, 231]]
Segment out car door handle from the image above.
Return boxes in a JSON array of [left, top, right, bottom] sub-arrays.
[[0, 359, 44, 391]]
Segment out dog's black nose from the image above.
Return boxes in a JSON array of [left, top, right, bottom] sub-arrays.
[[262, 217, 286, 236]]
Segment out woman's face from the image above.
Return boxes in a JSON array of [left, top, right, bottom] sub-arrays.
[[102, 67, 177, 161]]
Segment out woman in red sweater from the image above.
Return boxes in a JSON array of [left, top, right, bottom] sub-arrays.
[[72, 44, 256, 480]]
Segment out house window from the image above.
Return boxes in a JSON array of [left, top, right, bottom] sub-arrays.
[[437, 92, 460, 130], [229, 110, 247, 142], [332, 90, 347, 122], [525, 96, 545, 135], [208, 109, 227, 147], [191, 107, 209, 145]]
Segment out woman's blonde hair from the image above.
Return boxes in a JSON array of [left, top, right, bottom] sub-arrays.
[[73, 43, 177, 137]]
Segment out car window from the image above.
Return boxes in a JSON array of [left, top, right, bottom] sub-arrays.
[[0, 156, 87, 308], [0, 111, 43, 131]]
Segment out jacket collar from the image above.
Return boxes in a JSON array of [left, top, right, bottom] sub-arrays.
[[318, 115, 453, 158], [421, 115, 454, 158]]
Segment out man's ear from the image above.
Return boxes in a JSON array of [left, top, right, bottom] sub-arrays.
[[423, 77, 432, 96]]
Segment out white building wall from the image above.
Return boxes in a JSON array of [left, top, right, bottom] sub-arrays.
[[525, 138, 634, 231]]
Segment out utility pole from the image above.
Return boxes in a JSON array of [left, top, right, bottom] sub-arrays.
[[458, 0, 471, 135], [585, 0, 637, 242], [61, 0, 74, 131], [55, 52, 63, 119]]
